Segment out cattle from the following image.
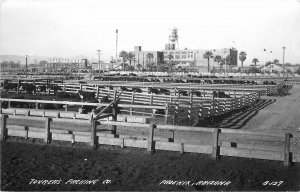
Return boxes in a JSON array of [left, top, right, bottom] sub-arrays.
[[19, 84, 36, 94], [3, 83, 18, 91], [132, 87, 143, 93], [36, 85, 47, 92], [191, 91, 201, 97], [177, 90, 188, 96], [76, 90, 96, 101], [120, 86, 131, 92], [160, 88, 170, 95], [212, 91, 230, 98], [149, 88, 160, 94]]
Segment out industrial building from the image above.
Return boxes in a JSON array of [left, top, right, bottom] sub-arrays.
[[162, 28, 238, 72], [129, 46, 164, 69], [45, 58, 88, 69]]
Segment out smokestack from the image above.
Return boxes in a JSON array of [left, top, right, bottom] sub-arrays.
[[116, 29, 118, 58]]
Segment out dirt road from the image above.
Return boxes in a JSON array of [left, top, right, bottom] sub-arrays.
[[243, 85, 300, 133]]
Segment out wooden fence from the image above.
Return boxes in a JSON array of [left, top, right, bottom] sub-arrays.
[[1, 114, 299, 166]]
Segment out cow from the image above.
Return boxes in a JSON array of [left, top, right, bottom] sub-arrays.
[[3, 83, 18, 92], [149, 88, 160, 94], [76, 90, 96, 101], [191, 91, 201, 97], [177, 90, 188, 96], [19, 84, 36, 94], [120, 86, 131, 92], [132, 87, 143, 93], [212, 91, 230, 98], [160, 88, 170, 95]]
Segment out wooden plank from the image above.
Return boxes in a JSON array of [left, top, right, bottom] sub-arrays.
[[1, 114, 8, 140], [98, 136, 121, 146], [220, 146, 283, 161], [155, 141, 182, 152], [28, 131, 45, 139], [292, 153, 300, 163], [212, 128, 220, 159], [91, 120, 97, 148], [219, 141, 284, 152], [45, 117, 51, 143], [59, 111, 76, 119], [156, 124, 214, 133], [74, 135, 90, 143], [51, 133, 73, 141], [7, 129, 25, 137], [100, 121, 149, 128], [183, 144, 212, 154], [147, 123, 155, 152], [284, 133, 291, 167], [124, 139, 148, 148]]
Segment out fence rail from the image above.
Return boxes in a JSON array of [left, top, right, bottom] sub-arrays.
[[1, 114, 299, 166]]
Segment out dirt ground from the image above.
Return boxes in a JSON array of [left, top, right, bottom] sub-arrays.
[[243, 85, 300, 133], [1, 140, 300, 191], [1, 85, 300, 191]]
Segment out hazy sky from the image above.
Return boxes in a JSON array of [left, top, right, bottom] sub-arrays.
[[0, 0, 300, 65]]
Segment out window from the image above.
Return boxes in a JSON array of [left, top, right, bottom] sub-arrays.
[[175, 55, 180, 59], [182, 55, 186, 59]]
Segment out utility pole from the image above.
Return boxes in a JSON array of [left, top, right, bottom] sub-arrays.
[[25, 55, 28, 78], [97, 50, 101, 75], [282, 47, 286, 77]]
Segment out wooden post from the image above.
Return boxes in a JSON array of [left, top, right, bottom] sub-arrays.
[[112, 90, 117, 135], [188, 95, 192, 126], [147, 123, 155, 152], [35, 101, 39, 109], [91, 120, 97, 149], [212, 128, 220, 160], [96, 85, 99, 98], [0, 114, 8, 141], [150, 93, 153, 105], [44, 117, 51, 144], [17, 79, 21, 94], [180, 142, 184, 153], [120, 138, 124, 149], [65, 104, 68, 111], [63, 84, 67, 92], [164, 103, 168, 124], [8, 100, 11, 108], [130, 92, 134, 115], [284, 133, 291, 167], [0, 101, 2, 114], [173, 102, 179, 125], [79, 84, 83, 91]]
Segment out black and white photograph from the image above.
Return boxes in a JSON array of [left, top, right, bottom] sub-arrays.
[[0, 0, 300, 191]]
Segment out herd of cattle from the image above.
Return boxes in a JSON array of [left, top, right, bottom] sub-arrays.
[[95, 76, 277, 85]]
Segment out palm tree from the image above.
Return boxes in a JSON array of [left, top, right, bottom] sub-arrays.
[[239, 51, 247, 68], [273, 59, 279, 64], [252, 58, 259, 67], [128, 52, 135, 67], [136, 63, 142, 72], [214, 55, 222, 68], [119, 51, 128, 71], [167, 54, 175, 73], [203, 51, 214, 72]]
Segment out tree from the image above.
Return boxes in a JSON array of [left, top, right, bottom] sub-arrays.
[[239, 51, 247, 68], [166, 54, 175, 73], [203, 51, 214, 72], [273, 59, 279, 64], [119, 51, 128, 71], [214, 55, 222, 68], [128, 52, 135, 67], [252, 58, 259, 67], [136, 63, 142, 72]]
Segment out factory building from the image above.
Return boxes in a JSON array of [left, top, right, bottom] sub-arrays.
[[45, 58, 88, 69], [162, 27, 238, 72], [129, 46, 164, 69]]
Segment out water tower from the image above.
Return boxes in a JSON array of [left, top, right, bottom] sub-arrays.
[[169, 27, 179, 50]]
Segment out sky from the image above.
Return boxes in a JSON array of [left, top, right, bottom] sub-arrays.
[[0, 0, 300, 66]]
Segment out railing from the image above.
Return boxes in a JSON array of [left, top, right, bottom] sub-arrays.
[[1, 114, 299, 166]]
